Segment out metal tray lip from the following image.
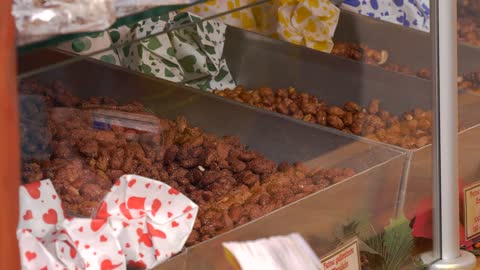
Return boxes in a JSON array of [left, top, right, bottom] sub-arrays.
[[459, 122, 480, 134], [224, 25, 431, 82], [182, 153, 405, 251]]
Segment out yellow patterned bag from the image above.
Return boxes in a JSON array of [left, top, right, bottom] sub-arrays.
[[183, 0, 339, 52]]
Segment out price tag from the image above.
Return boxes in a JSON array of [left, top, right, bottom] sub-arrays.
[[321, 238, 361, 270], [464, 183, 480, 240]]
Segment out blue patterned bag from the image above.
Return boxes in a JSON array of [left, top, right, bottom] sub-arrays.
[[342, 0, 430, 32]]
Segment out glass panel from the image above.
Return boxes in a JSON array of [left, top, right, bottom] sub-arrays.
[[458, 0, 480, 259], [15, 0, 443, 269]]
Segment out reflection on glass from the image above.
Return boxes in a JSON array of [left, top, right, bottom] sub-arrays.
[[18, 0, 478, 269]]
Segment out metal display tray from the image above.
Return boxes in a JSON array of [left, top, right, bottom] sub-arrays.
[[328, 10, 480, 216], [20, 51, 406, 270], [221, 25, 480, 219], [335, 10, 480, 76]]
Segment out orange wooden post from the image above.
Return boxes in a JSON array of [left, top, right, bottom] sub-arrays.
[[0, 0, 21, 269]]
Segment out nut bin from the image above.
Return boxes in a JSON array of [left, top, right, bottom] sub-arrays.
[[221, 25, 480, 219], [19, 50, 406, 269]]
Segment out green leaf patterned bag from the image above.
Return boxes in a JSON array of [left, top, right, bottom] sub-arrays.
[[58, 12, 236, 91]]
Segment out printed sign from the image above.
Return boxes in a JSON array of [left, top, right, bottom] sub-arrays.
[[321, 238, 361, 270], [464, 182, 480, 240]]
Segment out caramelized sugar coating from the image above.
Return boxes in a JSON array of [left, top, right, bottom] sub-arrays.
[[20, 80, 355, 245]]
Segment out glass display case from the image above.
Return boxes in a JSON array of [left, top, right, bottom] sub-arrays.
[[3, 0, 480, 269]]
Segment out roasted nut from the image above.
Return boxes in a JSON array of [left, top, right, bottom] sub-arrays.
[[22, 163, 43, 182], [327, 115, 344, 130], [299, 101, 315, 114], [418, 119, 431, 130], [258, 193, 270, 206], [79, 183, 105, 201], [342, 112, 353, 126], [328, 106, 346, 117], [79, 140, 98, 158], [350, 121, 363, 135], [186, 230, 199, 246], [377, 50, 389, 65], [96, 154, 109, 172], [368, 99, 380, 114], [316, 110, 327, 125], [417, 68, 432, 79], [248, 159, 276, 174], [292, 110, 304, 120], [400, 136, 417, 149], [378, 110, 391, 121], [95, 130, 116, 145], [276, 103, 289, 114], [375, 128, 387, 140], [249, 205, 263, 220], [288, 103, 300, 114], [344, 101, 361, 112], [230, 159, 247, 172], [403, 113, 414, 121], [416, 136, 430, 148], [387, 116, 400, 127], [52, 141, 73, 158], [405, 119, 418, 131], [110, 148, 125, 169], [303, 114, 315, 123]]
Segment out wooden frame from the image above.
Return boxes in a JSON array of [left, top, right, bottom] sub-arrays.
[[0, 0, 20, 268]]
